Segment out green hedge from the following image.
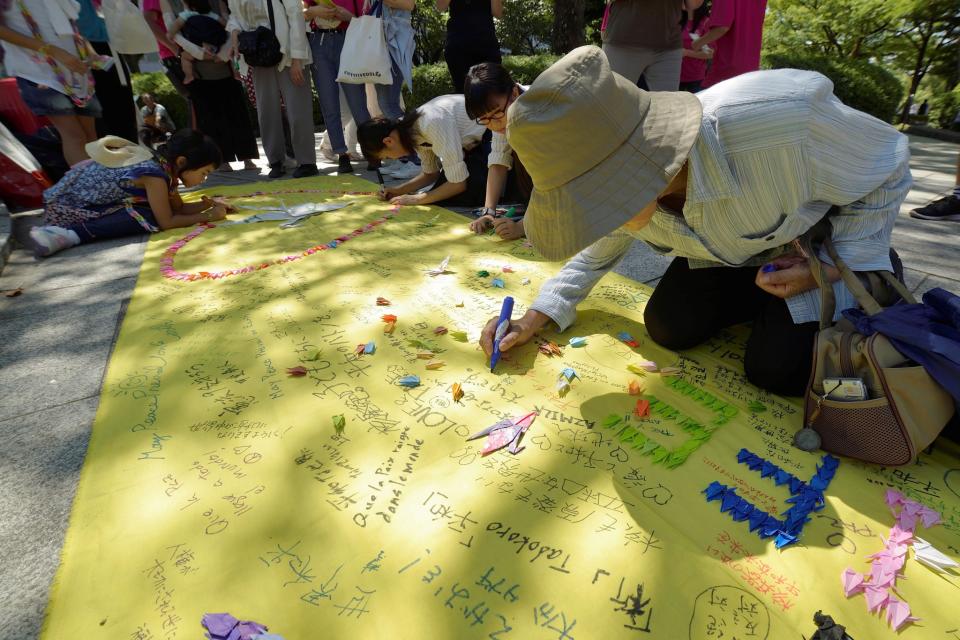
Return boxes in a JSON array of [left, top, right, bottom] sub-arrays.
[[402, 54, 560, 110], [762, 53, 904, 124], [929, 87, 960, 130]]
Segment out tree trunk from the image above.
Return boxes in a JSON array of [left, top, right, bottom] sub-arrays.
[[552, 0, 586, 55], [899, 29, 931, 125]]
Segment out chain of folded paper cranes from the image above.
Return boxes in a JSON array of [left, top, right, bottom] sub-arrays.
[[160, 193, 395, 282]]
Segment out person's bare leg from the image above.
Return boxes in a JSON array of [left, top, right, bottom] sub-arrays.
[[48, 115, 90, 166], [78, 115, 97, 144]]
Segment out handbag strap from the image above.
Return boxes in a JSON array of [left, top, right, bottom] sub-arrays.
[[266, 0, 278, 33], [801, 213, 917, 329]]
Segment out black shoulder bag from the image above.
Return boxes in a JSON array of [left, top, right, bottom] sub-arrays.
[[237, 0, 284, 67]]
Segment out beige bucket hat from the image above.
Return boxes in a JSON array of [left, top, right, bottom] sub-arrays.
[[506, 46, 702, 261], [85, 136, 154, 168]]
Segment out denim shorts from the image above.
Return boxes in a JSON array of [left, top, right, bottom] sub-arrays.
[[16, 78, 103, 118]]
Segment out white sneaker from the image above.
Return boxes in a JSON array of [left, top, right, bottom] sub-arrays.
[[30, 225, 80, 258], [383, 162, 421, 180]]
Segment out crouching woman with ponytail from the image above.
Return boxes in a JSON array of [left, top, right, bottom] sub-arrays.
[[357, 94, 495, 207], [29, 130, 228, 258]]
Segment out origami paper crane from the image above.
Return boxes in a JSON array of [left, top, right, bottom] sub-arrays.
[[332, 414, 345, 435], [520, 278, 531, 285], [491, 278, 505, 288], [426, 359, 445, 370], [628, 380, 644, 395], [449, 331, 468, 342], [425, 255, 451, 276], [629, 360, 659, 373], [477, 270, 490, 277], [452, 383, 464, 403], [397, 375, 420, 388], [539, 341, 562, 356], [376, 297, 391, 306], [568, 337, 587, 348], [467, 411, 538, 456], [224, 201, 353, 227], [416, 351, 434, 359], [363, 341, 375, 355], [434, 326, 448, 335], [617, 331, 640, 348], [840, 568, 864, 597], [202, 613, 269, 640], [286, 366, 307, 377], [502, 266, 515, 273], [556, 368, 577, 397], [634, 399, 650, 418], [913, 538, 960, 573], [659, 366, 682, 377], [885, 597, 919, 631]]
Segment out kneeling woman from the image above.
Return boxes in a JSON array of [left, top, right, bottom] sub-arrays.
[[30, 130, 228, 257], [358, 92, 527, 209]]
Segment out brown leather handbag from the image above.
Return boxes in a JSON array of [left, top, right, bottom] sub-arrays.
[[801, 222, 954, 466]]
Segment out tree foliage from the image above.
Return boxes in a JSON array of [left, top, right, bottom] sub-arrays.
[[496, 0, 553, 55]]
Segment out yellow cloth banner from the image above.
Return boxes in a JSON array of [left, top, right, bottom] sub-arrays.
[[42, 177, 960, 639]]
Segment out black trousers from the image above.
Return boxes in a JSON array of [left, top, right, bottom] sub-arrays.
[[644, 258, 819, 396], [188, 75, 259, 162], [444, 40, 501, 94], [430, 131, 531, 208], [91, 41, 138, 141]]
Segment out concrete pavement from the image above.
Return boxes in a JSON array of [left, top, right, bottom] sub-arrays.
[[0, 134, 958, 639]]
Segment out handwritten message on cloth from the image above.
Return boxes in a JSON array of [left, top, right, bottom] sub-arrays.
[[42, 177, 960, 639]]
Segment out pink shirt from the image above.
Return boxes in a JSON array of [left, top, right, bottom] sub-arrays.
[[702, 0, 768, 88], [141, 0, 175, 59], [679, 22, 707, 83], [305, 0, 364, 31]]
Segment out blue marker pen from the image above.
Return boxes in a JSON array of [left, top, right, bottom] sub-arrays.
[[761, 264, 778, 273], [490, 296, 515, 372]]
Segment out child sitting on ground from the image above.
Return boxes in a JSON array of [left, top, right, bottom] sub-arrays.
[[166, 0, 228, 85], [30, 130, 229, 258]]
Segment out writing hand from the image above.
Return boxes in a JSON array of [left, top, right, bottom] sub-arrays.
[[493, 217, 523, 240], [390, 193, 426, 206], [207, 204, 228, 221], [755, 255, 825, 299], [479, 309, 550, 357], [202, 196, 236, 213], [470, 215, 494, 234]]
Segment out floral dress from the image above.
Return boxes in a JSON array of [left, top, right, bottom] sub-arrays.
[[42, 158, 175, 231]]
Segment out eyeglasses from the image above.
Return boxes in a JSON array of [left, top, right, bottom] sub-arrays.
[[475, 93, 513, 126]]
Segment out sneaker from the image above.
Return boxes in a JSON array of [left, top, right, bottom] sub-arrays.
[[30, 225, 80, 258], [292, 163, 319, 178], [338, 154, 353, 174], [319, 145, 337, 163], [268, 164, 285, 179], [910, 194, 960, 221]]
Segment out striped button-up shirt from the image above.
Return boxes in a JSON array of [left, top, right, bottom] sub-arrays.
[[532, 69, 912, 331]]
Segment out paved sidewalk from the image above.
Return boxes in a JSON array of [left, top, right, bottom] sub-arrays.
[[0, 134, 957, 638]]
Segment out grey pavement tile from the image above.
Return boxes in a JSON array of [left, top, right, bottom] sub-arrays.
[[0, 269, 136, 321], [0, 281, 127, 422], [892, 216, 960, 282], [914, 273, 960, 298], [0, 238, 145, 296], [903, 267, 927, 294], [0, 396, 97, 640]]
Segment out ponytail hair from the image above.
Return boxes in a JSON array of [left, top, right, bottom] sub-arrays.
[[357, 111, 422, 162], [158, 129, 222, 173]]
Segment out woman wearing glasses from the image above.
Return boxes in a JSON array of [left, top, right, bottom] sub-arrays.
[[357, 66, 530, 212]]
